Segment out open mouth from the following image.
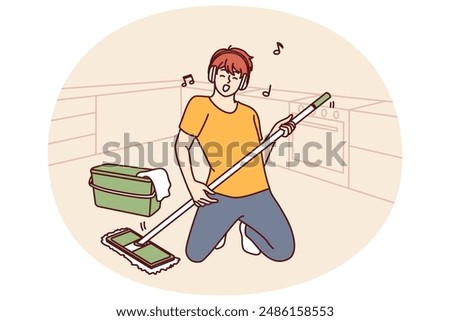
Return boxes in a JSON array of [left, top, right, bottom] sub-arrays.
[[222, 84, 230, 92]]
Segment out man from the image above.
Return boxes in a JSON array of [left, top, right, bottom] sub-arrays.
[[176, 46, 295, 262]]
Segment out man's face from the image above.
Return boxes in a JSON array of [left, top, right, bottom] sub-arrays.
[[215, 68, 242, 97]]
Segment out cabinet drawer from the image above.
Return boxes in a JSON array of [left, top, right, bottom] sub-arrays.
[[48, 135, 95, 165], [49, 114, 95, 143], [53, 97, 95, 119]]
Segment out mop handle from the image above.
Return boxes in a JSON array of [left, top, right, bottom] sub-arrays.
[[137, 92, 331, 245]]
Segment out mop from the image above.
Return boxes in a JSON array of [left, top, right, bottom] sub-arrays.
[[101, 92, 331, 275]]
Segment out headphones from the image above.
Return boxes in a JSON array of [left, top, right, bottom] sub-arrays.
[[208, 49, 251, 90]]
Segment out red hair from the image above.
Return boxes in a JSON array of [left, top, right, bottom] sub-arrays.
[[209, 46, 253, 77]]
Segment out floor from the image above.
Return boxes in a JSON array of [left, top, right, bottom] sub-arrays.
[[49, 140, 393, 294]]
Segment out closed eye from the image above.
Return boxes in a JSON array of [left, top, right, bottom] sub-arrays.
[[219, 75, 225, 78]]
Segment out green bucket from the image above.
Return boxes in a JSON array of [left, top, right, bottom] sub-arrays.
[[89, 164, 161, 217]]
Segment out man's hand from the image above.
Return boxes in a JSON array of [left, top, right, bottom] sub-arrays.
[[272, 114, 296, 137], [188, 181, 218, 207]]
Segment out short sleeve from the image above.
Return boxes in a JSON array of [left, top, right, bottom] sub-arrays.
[[179, 97, 209, 137], [252, 111, 263, 142]]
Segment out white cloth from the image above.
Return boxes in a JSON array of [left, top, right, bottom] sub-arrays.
[[137, 168, 171, 202]]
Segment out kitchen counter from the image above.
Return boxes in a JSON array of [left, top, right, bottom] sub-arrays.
[[353, 101, 398, 116], [294, 94, 383, 111], [58, 80, 181, 100]]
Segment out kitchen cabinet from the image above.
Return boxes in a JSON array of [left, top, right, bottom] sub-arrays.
[[96, 88, 180, 149], [49, 81, 402, 204], [349, 147, 401, 202], [349, 101, 401, 201], [49, 96, 97, 165]]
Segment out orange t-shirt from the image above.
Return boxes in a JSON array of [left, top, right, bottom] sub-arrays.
[[179, 96, 269, 197]]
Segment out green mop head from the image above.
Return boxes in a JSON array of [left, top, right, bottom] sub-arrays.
[[101, 228, 180, 275]]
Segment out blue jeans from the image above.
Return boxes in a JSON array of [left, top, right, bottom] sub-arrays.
[[186, 189, 295, 262]]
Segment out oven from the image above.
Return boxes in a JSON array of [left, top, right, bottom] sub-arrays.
[[287, 101, 349, 187]]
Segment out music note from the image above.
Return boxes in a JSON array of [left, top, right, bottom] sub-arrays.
[[273, 42, 284, 55], [262, 84, 272, 97], [181, 74, 195, 87]]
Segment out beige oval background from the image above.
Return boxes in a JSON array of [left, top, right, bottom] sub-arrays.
[[48, 6, 401, 294]]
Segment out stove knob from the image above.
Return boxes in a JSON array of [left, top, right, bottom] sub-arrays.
[[333, 110, 340, 119], [321, 109, 327, 117]]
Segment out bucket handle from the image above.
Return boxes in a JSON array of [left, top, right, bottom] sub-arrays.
[[89, 178, 156, 199]]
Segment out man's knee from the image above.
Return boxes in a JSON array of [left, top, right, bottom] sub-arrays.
[[185, 243, 208, 263], [270, 236, 295, 262]]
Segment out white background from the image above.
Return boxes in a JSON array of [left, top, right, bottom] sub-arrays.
[[1, 1, 449, 320]]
